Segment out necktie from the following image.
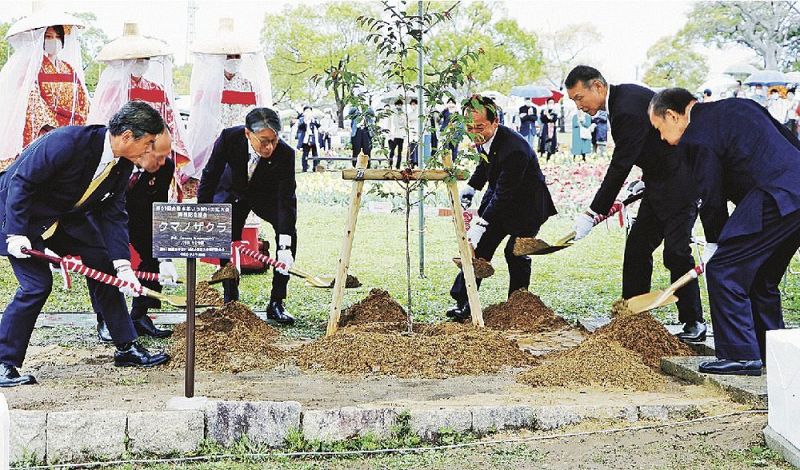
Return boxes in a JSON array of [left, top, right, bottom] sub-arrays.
[[477, 145, 487, 156], [247, 153, 260, 181], [128, 169, 142, 190], [43, 158, 118, 239]]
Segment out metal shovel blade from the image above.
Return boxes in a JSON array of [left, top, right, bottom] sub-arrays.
[[142, 287, 214, 309], [626, 291, 679, 314]]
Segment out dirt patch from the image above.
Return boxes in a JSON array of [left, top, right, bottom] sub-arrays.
[[338, 289, 407, 326], [453, 257, 495, 279], [169, 301, 284, 373], [517, 336, 666, 391], [594, 312, 694, 369], [328, 274, 363, 288], [210, 264, 239, 284], [483, 289, 570, 333], [195, 281, 224, 307], [296, 328, 536, 378]]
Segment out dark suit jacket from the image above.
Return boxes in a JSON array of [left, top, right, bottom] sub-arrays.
[[680, 98, 800, 243], [197, 126, 297, 235], [468, 125, 557, 236], [590, 84, 695, 217], [518, 105, 537, 136], [0, 125, 133, 259], [126, 157, 175, 248]]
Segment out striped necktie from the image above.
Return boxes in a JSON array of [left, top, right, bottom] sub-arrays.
[[247, 153, 260, 181]]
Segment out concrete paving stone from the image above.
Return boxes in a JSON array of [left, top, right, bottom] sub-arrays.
[[9, 410, 46, 464], [764, 425, 800, 468], [46, 410, 126, 463], [662, 355, 767, 409], [533, 405, 638, 431], [302, 407, 399, 442], [205, 400, 302, 448], [577, 317, 610, 333], [128, 410, 204, 455], [471, 405, 536, 434], [410, 407, 472, 440], [664, 324, 716, 355], [638, 404, 699, 421]]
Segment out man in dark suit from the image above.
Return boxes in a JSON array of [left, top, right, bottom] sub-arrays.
[[0, 101, 171, 387], [448, 95, 557, 322], [649, 88, 800, 376], [518, 100, 537, 150], [565, 65, 705, 342], [197, 107, 297, 325], [95, 132, 177, 341]]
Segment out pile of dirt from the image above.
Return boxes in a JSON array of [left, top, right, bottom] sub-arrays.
[[517, 336, 666, 391], [594, 312, 694, 369], [338, 289, 407, 326], [454, 257, 495, 279], [195, 281, 224, 307], [210, 264, 239, 284], [328, 275, 363, 288], [296, 328, 535, 378], [169, 301, 284, 372], [483, 289, 570, 333]]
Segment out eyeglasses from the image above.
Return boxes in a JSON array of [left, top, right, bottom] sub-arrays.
[[248, 134, 277, 149]]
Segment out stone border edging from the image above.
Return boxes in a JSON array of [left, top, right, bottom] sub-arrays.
[[9, 401, 703, 466]]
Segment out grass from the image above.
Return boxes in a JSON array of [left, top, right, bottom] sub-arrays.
[[1, 169, 799, 335]]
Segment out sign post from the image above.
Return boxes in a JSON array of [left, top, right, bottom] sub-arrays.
[[152, 203, 231, 398]]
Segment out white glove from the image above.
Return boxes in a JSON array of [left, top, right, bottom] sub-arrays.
[[701, 242, 718, 266], [113, 259, 141, 297], [6, 235, 31, 259], [466, 217, 488, 249], [158, 259, 179, 286], [276, 234, 294, 275], [459, 185, 476, 209], [573, 210, 597, 241], [626, 179, 645, 197]]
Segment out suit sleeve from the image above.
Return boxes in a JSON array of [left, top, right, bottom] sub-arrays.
[[5, 133, 75, 236], [276, 153, 297, 235], [93, 168, 131, 260], [589, 112, 644, 214], [467, 157, 488, 191], [197, 131, 229, 203], [690, 144, 728, 244], [155, 158, 176, 203], [480, 150, 528, 225]]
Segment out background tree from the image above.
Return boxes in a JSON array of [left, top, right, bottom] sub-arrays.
[[172, 62, 192, 95], [70, 12, 108, 92], [261, 1, 379, 118], [642, 34, 708, 90], [0, 21, 10, 69], [680, 1, 800, 70]]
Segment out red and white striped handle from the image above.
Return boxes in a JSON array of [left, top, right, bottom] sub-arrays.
[[23, 249, 145, 295], [231, 242, 285, 271]]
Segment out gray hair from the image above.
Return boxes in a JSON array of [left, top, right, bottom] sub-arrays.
[[108, 101, 165, 138], [246, 107, 282, 135]]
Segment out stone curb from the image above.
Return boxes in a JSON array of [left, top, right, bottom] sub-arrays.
[[8, 401, 704, 465], [661, 355, 767, 409], [763, 425, 800, 468]]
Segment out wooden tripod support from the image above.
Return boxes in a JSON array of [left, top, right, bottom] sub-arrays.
[[325, 153, 484, 336]]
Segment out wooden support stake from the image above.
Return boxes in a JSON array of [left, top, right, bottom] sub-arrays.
[[443, 154, 483, 327], [327, 153, 370, 336]]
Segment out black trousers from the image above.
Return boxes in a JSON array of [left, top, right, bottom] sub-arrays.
[[351, 128, 372, 167], [220, 209, 297, 303], [301, 144, 319, 172], [623, 196, 703, 324], [450, 223, 534, 304], [388, 138, 404, 168], [0, 229, 137, 366]]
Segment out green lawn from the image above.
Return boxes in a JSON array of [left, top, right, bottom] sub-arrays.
[[1, 170, 798, 334]]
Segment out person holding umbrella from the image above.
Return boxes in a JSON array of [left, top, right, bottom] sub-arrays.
[[648, 88, 800, 375]]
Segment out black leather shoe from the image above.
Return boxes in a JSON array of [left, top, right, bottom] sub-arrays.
[[266, 300, 295, 325], [133, 314, 173, 339], [445, 305, 462, 318], [0, 363, 36, 387], [114, 342, 170, 368], [698, 359, 763, 376], [451, 303, 472, 323], [677, 321, 707, 343], [96, 320, 113, 343]]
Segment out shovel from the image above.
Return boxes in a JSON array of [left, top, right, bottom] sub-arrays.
[[23, 249, 206, 308], [626, 265, 704, 314], [232, 245, 336, 288], [514, 191, 645, 256]]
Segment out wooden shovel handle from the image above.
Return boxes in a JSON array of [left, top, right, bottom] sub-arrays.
[[653, 265, 704, 306]]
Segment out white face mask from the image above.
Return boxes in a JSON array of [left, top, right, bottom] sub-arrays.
[[224, 59, 241, 75], [43, 38, 62, 57], [130, 60, 149, 78]]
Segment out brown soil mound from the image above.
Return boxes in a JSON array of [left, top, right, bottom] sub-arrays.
[[517, 336, 666, 391], [328, 275, 363, 288], [169, 301, 284, 372], [296, 329, 535, 378], [454, 257, 495, 279], [338, 289, 407, 326], [594, 312, 694, 369], [483, 289, 570, 333], [210, 264, 239, 284], [195, 281, 224, 307]]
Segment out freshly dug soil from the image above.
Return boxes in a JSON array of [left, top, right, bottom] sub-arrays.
[[611, 297, 636, 317], [483, 289, 570, 333], [195, 281, 224, 307], [453, 257, 495, 279], [338, 289, 407, 326], [512, 237, 547, 256], [328, 274, 363, 288], [210, 264, 239, 284], [169, 301, 284, 373], [594, 312, 694, 370], [517, 337, 666, 391], [296, 328, 535, 378]]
